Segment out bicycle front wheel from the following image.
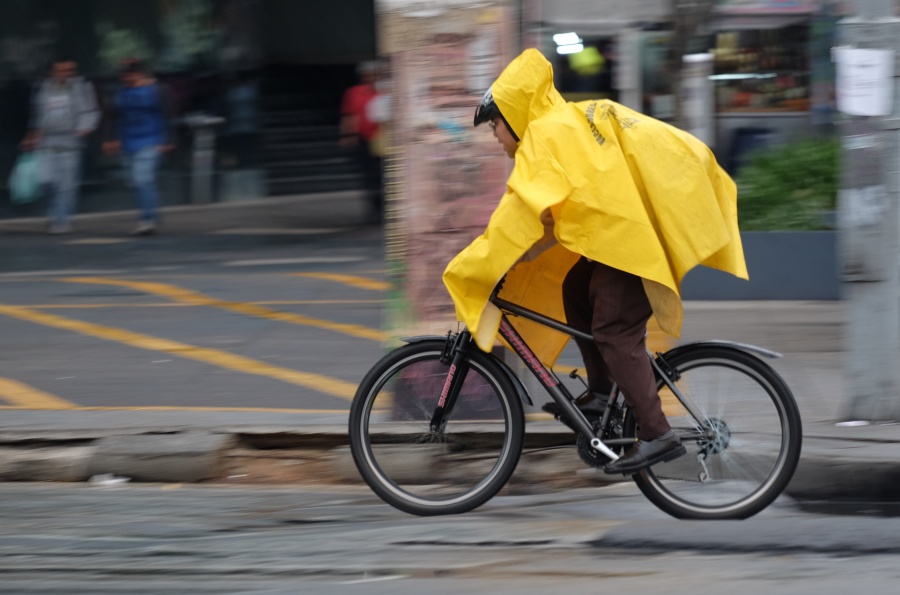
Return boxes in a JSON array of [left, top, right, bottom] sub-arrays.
[[628, 346, 802, 520], [348, 340, 525, 516]]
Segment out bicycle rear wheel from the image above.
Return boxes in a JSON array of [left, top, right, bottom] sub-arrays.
[[627, 345, 802, 520], [348, 340, 525, 516]]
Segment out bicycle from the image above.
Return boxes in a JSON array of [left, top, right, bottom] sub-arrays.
[[348, 281, 802, 520]]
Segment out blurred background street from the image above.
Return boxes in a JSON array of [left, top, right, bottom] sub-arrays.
[[2, 0, 899, 593]]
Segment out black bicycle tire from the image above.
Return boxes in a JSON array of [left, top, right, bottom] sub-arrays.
[[348, 340, 525, 516], [626, 345, 802, 520]]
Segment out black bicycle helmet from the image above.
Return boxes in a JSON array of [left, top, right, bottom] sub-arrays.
[[474, 87, 501, 127], [473, 87, 519, 141]]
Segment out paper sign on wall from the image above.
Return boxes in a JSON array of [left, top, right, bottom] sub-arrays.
[[834, 47, 894, 116]]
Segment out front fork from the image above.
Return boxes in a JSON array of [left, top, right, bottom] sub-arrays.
[[429, 331, 471, 432]]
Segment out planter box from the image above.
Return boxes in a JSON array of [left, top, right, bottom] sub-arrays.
[[681, 231, 839, 300]]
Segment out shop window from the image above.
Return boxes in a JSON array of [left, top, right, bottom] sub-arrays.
[[640, 32, 674, 120], [711, 25, 810, 112], [554, 39, 618, 101]]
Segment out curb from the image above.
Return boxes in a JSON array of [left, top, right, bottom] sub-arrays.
[[0, 432, 237, 483], [0, 446, 93, 481], [89, 433, 237, 483], [1, 428, 899, 501]]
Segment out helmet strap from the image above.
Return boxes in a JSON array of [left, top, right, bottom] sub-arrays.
[[501, 116, 519, 143]]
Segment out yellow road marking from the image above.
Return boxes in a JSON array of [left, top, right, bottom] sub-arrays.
[[0, 270, 389, 282], [291, 272, 390, 291], [62, 277, 387, 342], [21, 299, 384, 310], [0, 304, 358, 401], [254, 299, 384, 305], [0, 377, 77, 409], [525, 412, 554, 422]]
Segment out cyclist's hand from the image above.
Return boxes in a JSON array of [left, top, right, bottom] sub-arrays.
[[490, 275, 507, 299]]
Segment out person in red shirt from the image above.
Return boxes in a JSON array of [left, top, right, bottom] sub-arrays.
[[340, 61, 382, 224]]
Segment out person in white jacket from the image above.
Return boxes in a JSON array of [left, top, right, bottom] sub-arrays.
[[21, 57, 100, 234]]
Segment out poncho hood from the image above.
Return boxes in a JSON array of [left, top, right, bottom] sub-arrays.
[[492, 49, 566, 140]]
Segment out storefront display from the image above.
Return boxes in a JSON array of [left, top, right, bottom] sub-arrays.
[[711, 25, 810, 113]]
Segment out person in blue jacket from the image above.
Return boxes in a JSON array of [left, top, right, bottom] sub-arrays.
[[102, 59, 175, 235]]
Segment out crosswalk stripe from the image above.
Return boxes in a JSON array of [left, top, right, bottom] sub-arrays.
[[0, 304, 358, 401], [62, 277, 387, 342]]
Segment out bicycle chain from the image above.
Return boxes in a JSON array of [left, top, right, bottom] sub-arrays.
[[653, 475, 703, 483]]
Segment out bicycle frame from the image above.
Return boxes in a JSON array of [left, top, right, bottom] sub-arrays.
[[494, 293, 711, 421], [495, 297, 629, 460], [431, 292, 718, 460]]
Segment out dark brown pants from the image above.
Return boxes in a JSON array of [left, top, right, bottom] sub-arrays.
[[562, 257, 671, 441]]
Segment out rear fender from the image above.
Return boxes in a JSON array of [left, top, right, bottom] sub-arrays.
[[661, 340, 782, 360]]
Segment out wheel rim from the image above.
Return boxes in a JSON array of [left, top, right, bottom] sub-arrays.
[[641, 355, 793, 514], [357, 351, 515, 507]]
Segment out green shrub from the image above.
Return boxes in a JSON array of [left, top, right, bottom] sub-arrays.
[[734, 138, 838, 230]]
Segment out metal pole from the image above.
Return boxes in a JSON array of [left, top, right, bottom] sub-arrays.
[[838, 2, 900, 421], [183, 113, 224, 205]]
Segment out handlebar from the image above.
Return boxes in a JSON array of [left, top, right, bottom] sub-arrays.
[[489, 275, 507, 301]]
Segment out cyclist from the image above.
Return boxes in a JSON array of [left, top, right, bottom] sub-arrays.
[[443, 49, 748, 475]]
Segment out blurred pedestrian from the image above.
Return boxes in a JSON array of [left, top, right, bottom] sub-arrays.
[[102, 59, 175, 236], [340, 60, 382, 224], [21, 57, 100, 234]]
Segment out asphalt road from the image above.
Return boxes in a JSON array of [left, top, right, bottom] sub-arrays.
[[0, 224, 388, 412], [0, 482, 897, 594]]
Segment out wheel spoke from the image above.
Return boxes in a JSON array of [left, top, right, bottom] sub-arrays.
[[634, 347, 801, 519], [348, 342, 524, 516]]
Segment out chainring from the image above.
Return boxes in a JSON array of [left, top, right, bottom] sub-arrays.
[[575, 413, 625, 468]]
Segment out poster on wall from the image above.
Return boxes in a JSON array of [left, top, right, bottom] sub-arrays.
[[834, 46, 894, 117], [379, 1, 515, 340]]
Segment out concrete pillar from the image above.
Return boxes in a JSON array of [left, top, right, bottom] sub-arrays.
[[837, 7, 900, 421]]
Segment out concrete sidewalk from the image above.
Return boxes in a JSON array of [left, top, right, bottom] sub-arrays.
[[0, 191, 374, 236], [0, 195, 898, 502]]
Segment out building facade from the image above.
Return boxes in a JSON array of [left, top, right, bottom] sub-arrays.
[[522, 0, 838, 172], [0, 0, 377, 219]]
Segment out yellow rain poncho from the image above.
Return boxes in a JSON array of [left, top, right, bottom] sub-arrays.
[[443, 49, 747, 363]]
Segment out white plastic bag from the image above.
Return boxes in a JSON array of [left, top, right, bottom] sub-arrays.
[[8, 151, 42, 204]]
